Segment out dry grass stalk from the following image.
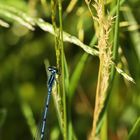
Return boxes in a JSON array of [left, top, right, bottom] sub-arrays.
[[86, 0, 114, 139]]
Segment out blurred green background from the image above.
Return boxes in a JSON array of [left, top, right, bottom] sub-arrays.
[[0, 0, 140, 140]]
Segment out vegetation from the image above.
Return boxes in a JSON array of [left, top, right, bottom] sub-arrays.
[[0, 0, 139, 140]]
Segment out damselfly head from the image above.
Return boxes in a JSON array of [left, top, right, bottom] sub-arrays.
[[48, 66, 58, 74]]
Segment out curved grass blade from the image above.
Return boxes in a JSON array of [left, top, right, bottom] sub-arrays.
[[0, 6, 34, 30], [128, 117, 140, 140], [0, 19, 9, 28]]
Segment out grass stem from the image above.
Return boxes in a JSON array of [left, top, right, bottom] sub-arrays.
[[58, 0, 67, 139]]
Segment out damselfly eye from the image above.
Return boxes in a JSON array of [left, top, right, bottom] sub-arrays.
[[48, 66, 58, 74]]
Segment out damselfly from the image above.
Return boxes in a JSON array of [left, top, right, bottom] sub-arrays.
[[40, 66, 58, 140]]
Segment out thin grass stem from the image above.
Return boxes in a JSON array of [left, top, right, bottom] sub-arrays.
[[58, 0, 67, 140]]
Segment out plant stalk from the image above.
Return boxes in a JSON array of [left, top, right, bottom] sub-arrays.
[[58, 0, 67, 140]]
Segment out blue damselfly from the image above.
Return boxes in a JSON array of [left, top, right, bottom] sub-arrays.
[[40, 66, 58, 140]]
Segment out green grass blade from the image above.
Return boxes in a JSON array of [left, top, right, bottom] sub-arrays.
[[58, 0, 67, 139], [0, 108, 7, 128], [20, 101, 37, 139], [0, 4, 35, 25], [128, 117, 140, 140], [0, 19, 9, 28], [0, 4, 34, 30], [122, 5, 140, 61], [69, 53, 88, 99]]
